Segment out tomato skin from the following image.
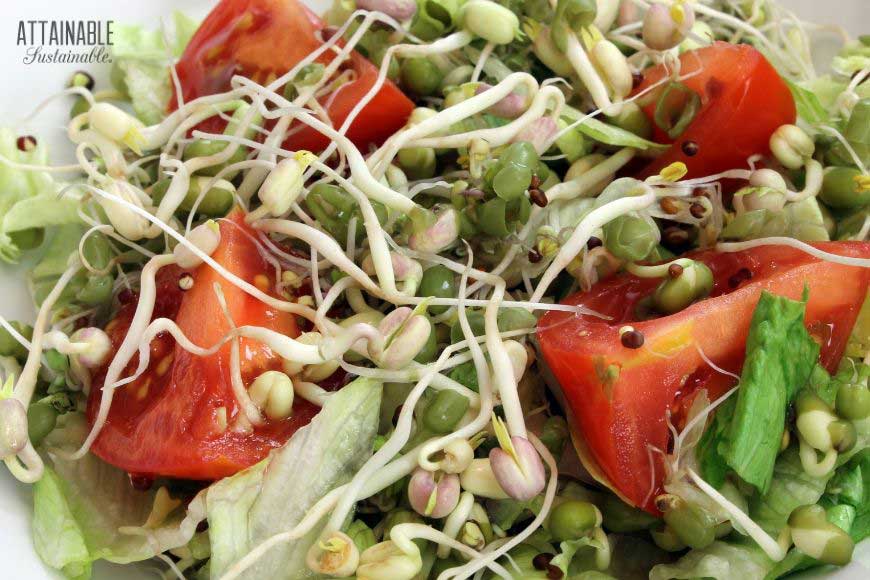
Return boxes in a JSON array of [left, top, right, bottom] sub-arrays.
[[634, 42, 796, 179], [172, 0, 414, 151], [537, 243, 870, 512], [87, 210, 324, 480]]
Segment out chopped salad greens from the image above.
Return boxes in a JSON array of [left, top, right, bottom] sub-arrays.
[[0, 1, 869, 579]]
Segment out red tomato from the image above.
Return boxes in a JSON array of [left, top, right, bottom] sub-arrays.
[[171, 0, 414, 152], [634, 42, 796, 179], [86, 210, 329, 480], [537, 243, 870, 512]]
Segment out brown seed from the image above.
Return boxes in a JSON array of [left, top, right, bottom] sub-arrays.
[[532, 553, 554, 571], [529, 188, 548, 207], [690, 202, 706, 219], [668, 263, 684, 278], [681, 140, 699, 157], [530, 174, 542, 189], [632, 70, 644, 90], [546, 564, 565, 579], [728, 267, 753, 288], [587, 236, 603, 250], [660, 196, 680, 215], [16, 135, 37, 152], [692, 188, 710, 198], [528, 248, 542, 263], [621, 329, 645, 349]]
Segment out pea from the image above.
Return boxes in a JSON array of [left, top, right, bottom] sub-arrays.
[[423, 389, 470, 433], [497, 307, 537, 332], [600, 494, 658, 533], [0, 321, 33, 359], [76, 274, 114, 305], [652, 261, 714, 314], [182, 140, 248, 177], [414, 318, 439, 364], [661, 498, 716, 549], [548, 500, 602, 541], [397, 147, 437, 180], [650, 524, 687, 552], [9, 228, 44, 251], [151, 177, 235, 217], [400, 57, 443, 96], [820, 167, 870, 209], [603, 214, 658, 261], [419, 265, 456, 315], [27, 402, 59, 448], [836, 382, 870, 421], [450, 309, 485, 344]]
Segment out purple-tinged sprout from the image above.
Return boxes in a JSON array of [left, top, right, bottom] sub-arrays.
[[489, 435, 546, 501], [70, 327, 112, 368], [618, 0, 640, 26], [513, 117, 559, 155], [0, 397, 28, 458], [356, 0, 418, 21], [408, 467, 461, 518], [375, 308, 432, 370], [642, 2, 695, 51], [408, 208, 460, 254], [361, 252, 422, 284], [475, 83, 529, 119]]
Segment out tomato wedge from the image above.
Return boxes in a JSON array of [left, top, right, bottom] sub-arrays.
[[634, 42, 796, 179], [86, 210, 326, 480], [171, 0, 414, 152], [537, 243, 870, 512]]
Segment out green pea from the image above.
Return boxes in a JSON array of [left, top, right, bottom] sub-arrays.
[[603, 214, 658, 261], [414, 318, 439, 364], [420, 265, 456, 315], [76, 274, 114, 305], [660, 497, 716, 550], [151, 177, 235, 217], [9, 228, 44, 251], [548, 500, 602, 541], [492, 163, 532, 201], [497, 307, 537, 332], [836, 208, 869, 240], [820, 167, 870, 209], [652, 261, 714, 314], [600, 494, 658, 533], [0, 321, 33, 359], [423, 389, 470, 433], [607, 102, 653, 139], [650, 524, 687, 552], [539, 416, 569, 459], [397, 147, 437, 180], [400, 57, 444, 96], [450, 309, 485, 344], [27, 402, 59, 448], [789, 504, 855, 566], [828, 420, 857, 452], [448, 361, 480, 392], [835, 382, 870, 421], [70, 96, 91, 119], [182, 140, 249, 177]]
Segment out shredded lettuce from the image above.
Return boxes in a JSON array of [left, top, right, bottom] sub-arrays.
[[32, 414, 204, 579], [111, 12, 198, 125], [562, 106, 668, 151], [206, 377, 383, 579], [649, 539, 773, 580], [699, 291, 820, 491]]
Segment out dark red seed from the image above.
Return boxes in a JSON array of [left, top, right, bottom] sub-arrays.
[[528, 248, 542, 263], [690, 202, 706, 219], [16, 135, 37, 152], [632, 70, 644, 89], [587, 236, 603, 250], [129, 474, 154, 491], [681, 140, 699, 157], [546, 564, 565, 579], [668, 263, 684, 278], [530, 174, 542, 189], [529, 188, 548, 207], [728, 267, 753, 288], [532, 553, 555, 571], [621, 329, 645, 349]]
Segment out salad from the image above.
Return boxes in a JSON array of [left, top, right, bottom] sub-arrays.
[[0, 0, 868, 578]]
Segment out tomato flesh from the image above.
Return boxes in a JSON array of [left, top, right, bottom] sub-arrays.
[[172, 0, 414, 152], [634, 42, 796, 179], [87, 210, 325, 480], [537, 243, 870, 512]]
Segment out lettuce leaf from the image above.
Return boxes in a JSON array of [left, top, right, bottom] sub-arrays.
[[699, 291, 820, 491], [649, 539, 773, 580], [32, 414, 204, 579], [111, 12, 198, 125], [207, 377, 382, 579]]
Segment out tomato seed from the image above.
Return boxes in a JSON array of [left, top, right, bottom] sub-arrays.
[[681, 140, 699, 156], [621, 329, 645, 349], [728, 267, 753, 288]]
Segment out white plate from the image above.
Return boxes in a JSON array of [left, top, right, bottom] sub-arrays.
[[0, 1, 866, 578]]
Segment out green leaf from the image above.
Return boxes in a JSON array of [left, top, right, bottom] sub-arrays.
[[649, 539, 774, 580], [207, 377, 383, 579], [786, 78, 829, 125], [703, 292, 821, 492], [561, 105, 668, 151]]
